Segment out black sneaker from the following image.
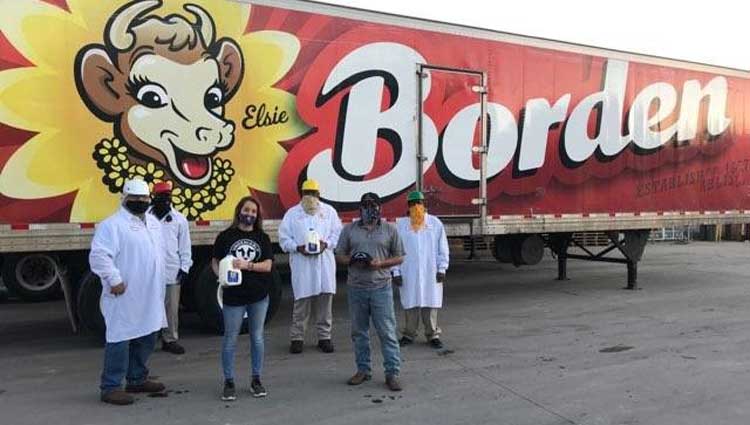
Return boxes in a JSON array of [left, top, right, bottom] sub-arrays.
[[251, 379, 267, 398], [290, 340, 303, 354], [399, 336, 413, 346], [221, 380, 236, 401], [318, 339, 334, 353], [162, 341, 185, 355], [429, 338, 444, 349]]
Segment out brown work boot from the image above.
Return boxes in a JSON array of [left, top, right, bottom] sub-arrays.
[[385, 375, 403, 392], [100, 390, 134, 405], [125, 380, 165, 394], [347, 371, 372, 386]]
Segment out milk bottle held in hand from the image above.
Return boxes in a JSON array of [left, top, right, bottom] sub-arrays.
[[306, 228, 320, 254]]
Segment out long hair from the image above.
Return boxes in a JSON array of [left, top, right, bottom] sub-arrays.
[[229, 195, 264, 233]]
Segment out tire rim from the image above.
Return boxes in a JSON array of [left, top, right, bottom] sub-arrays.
[[14, 254, 59, 292]]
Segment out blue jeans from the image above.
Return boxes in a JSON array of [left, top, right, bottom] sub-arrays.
[[222, 296, 269, 380], [100, 332, 157, 394], [347, 285, 401, 377]]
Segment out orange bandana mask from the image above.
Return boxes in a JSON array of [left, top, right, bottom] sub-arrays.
[[409, 204, 426, 231]]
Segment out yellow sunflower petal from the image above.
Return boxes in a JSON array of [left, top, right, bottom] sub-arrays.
[[0, 0, 89, 70], [0, 67, 108, 134], [69, 179, 121, 223], [237, 31, 300, 90], [0, 131, 99, 198]]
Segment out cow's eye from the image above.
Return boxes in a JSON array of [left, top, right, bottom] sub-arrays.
[[205, 86, 224, 109], [136, 84, 168, 108]]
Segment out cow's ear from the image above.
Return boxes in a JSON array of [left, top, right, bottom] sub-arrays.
[[214, 38, 244, 101], [75, 47, 124, 121]]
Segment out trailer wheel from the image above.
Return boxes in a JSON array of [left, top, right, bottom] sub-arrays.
[[267, 268, 283, 323], [194, 264, 283, 334], [77, 272, 105, 336], [2, 253, 62, 302], [179, 260, 206, 313]]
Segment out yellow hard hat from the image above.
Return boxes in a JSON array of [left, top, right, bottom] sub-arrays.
[[301, 179, 320, 192]]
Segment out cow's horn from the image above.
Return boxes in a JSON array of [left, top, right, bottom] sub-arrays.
[[184, 4, 215, 46], [107, 0, 161, 51]]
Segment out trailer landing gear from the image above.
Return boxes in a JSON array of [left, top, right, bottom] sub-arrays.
[[549, 230, 650, 290]]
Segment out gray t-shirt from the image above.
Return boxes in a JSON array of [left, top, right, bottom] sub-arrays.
[[336, 220, 405, 288]]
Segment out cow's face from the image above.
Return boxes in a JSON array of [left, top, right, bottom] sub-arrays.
[[74, 1, 244, 186], [122, 50, 238, 185]]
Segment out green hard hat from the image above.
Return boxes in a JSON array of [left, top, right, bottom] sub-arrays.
[[407, 191, 425, 202]]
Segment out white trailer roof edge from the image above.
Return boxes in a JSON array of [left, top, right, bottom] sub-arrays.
[[235, 0, 750, 79]]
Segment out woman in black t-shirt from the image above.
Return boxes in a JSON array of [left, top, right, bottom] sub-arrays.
[[212, 196, 273, 401]]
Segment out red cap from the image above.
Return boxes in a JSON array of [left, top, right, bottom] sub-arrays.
[[153, 181, 172, 194]]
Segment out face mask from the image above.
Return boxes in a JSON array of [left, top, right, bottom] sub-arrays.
[[238, 213, 256, 227], [408, 204, 426, 230], [301, 195, 320, 215], [125, 200, 150, 215], [151, 195, 171, 218], [359, 204, 380, 225]]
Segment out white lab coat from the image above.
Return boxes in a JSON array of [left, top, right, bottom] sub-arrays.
[[149, 207, 193, 285], [279, 202, 342, 300], [89, 207, 167, 343], [393, 214, 450, 309]]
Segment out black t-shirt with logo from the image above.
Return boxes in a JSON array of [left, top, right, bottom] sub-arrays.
[[212, 227, 273, 306]]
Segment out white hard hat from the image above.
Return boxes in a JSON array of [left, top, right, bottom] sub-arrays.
[[122, 179, 150, 196]]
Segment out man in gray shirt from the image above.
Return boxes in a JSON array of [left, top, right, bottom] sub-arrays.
[[336, 192, 405, 391]]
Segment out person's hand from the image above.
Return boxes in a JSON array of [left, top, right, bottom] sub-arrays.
[[436, 272, 446, 284], [319, 240, 328, 252], [369, 259, 382, 270], [110, 282, 126, 296], [393, 275, 403, 286], [296, 245, 310, 256], [232, 258, 251, 270]]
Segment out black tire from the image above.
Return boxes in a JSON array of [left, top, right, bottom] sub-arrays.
[[179, 259, 206, 313], [194, 264, 283, 334], [77, 271, 105, 337], [0, 284, 8, 303], [2, 253, 62, 302], [266, 268, 283, 323]]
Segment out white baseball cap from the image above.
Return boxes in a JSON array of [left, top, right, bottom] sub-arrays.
[[122, 179, 150, 196]]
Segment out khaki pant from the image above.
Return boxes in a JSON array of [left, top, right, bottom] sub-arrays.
[[290, 293, 333, 341], [161, 285, 180, 343], [402, 307, 441, 341]]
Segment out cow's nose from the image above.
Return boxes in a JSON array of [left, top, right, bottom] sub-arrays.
[[196, 126, 212, 143]]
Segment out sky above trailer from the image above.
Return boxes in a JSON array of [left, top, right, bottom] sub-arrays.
[[319, 0, 748, 71]]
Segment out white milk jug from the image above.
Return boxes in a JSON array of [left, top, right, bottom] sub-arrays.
[[218, 255, 242, 287]]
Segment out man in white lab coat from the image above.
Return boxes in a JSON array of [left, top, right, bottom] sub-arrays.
[[89, 179, 168, 405], [149, 181, 192, 355], [279, 179, 342, 354], [393, 191, 450, 349]]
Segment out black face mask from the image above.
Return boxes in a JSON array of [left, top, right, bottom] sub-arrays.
[[238, 213, 257, 226], [151, 195, 171, 219], [359, 204, 381, 224], [125, 200, 150, 215]]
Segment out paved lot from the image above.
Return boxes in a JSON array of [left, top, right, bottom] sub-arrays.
[[2, 241, 750, 425]]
